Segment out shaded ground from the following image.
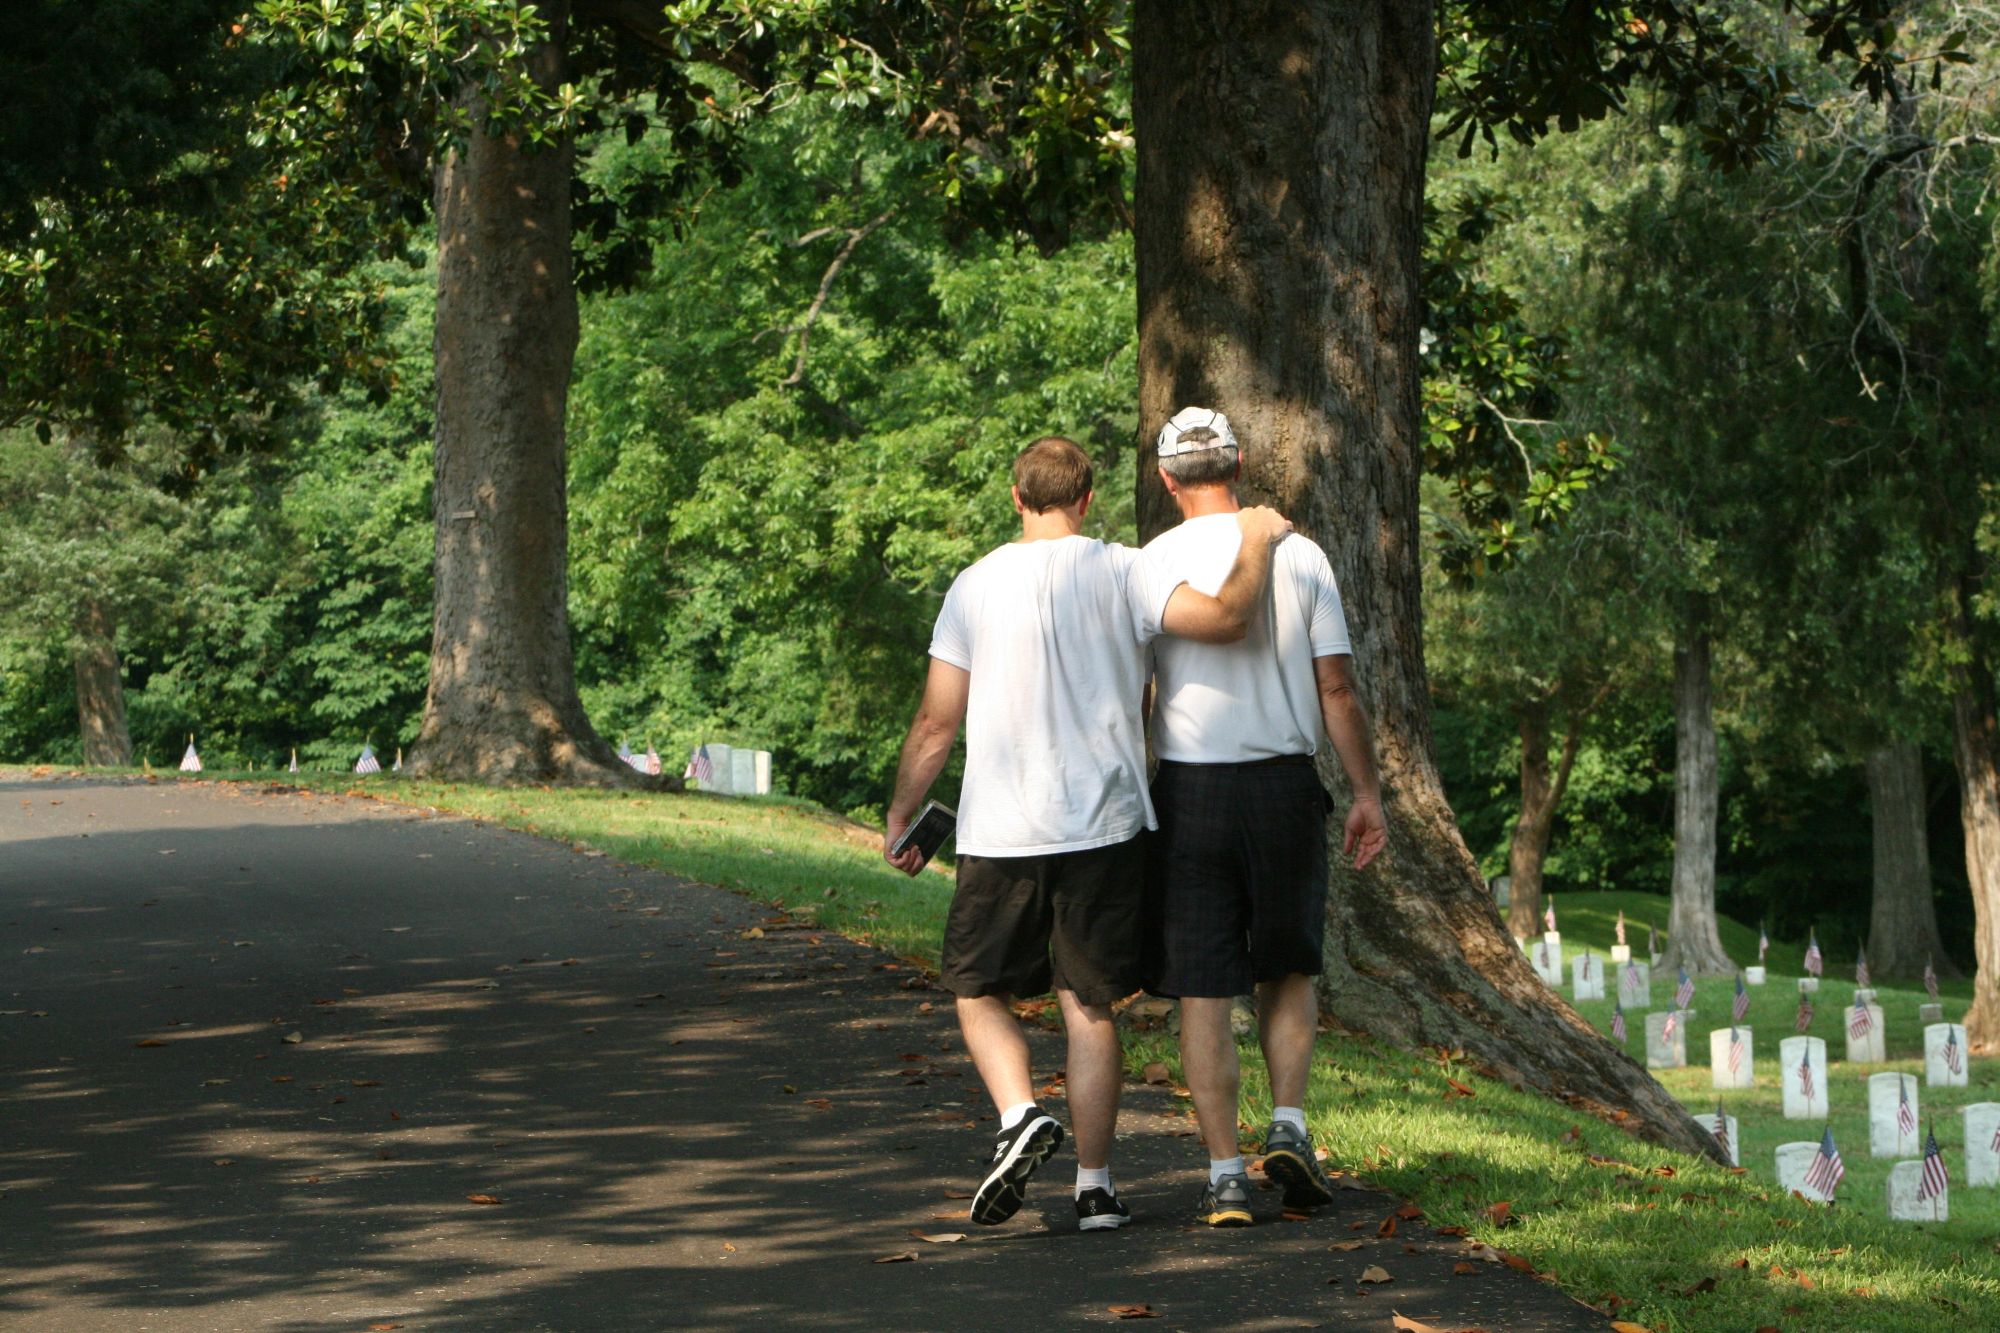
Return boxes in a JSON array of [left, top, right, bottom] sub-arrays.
[[0, 775, 1605, 1331]]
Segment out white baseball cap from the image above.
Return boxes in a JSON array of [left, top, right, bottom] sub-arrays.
[[1156, 406, 1238, 459]]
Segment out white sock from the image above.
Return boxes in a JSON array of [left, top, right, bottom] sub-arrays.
[[1075, 1166, 1113, 1197], [1272, 1106, 1308, 1136], [1000, 1101, 1038, 1130], [1209, 1155, 1246, 1185]]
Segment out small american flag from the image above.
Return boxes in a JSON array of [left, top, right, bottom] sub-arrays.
[[1661, 1009, 1679, 1042], [1897, 1076, 1916, 1137], [1732, 973, 1750, 1024], [617, 740, 634, 765], [1796, 995, 1815, 1032], [1803, 930, 1823, 977], [1855, 946, 1870, 988], [1847, 1002, 1873, 1041], [1611, 1001, 1626, 1043], [288, 748, 299, 774], [1623, 959, 1641, 994], [1544, 898, 1556, 933], [684, 744, 714, 784], [1675, 968, 1695, 1010], [179, 738, 202, 773], [1945, 1027, 1964, 1076], [1803, 1125, 1845, 1199], [1924, 957, 1939, 1001], [1759, 926, 1769, 963], [643, 745, 662, 776], [1728, 1027, 1745, 1076], [1711, 1099, 1730, 1159], [1918, 1125, 1948, 1204], [392, 747, 402, 772], [1797, 1048, 1816, 1102], [1615, 910, 1626, 946], [355, 744, 380, 775]]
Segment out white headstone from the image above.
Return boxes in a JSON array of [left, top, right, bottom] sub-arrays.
[[753, 749, 773, 795], [1571, 953, 1604, 1001], [1710, 1028, 1755, 1089], [1745, 965, 1766, 986], [1855, 987, 1878, 1007], [1886, 1159, 1947, 1223], [1798, 976, 1820, 994], [1646, 1010, 1688, 1069], [1779, 1037, 1828, 1120], [1845, 1003, 1886, 1065], [729, 748, 756, 795], [1609, 943, 1631, 963], [1618, 962, 1653, 1010], [1925, 1023, 1970, 1089], [1695, 1112, 1740, 1167], [706, 743, 735, 794], [1774, 1142, 1833, 1204], [1531, 937, 1563, 986], [1964, 1103, 2000, 1187], [1920, 1003, 1944, 1025], [1868, 1072, 1921, 1159]]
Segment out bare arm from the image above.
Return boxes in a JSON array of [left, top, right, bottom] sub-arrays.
[[1315, 653, 1387, 869], [1158, 505, 1294, 644], [884, 658, 971, 874]]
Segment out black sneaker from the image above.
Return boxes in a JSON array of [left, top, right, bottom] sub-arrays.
[[1260, 1121, 1334, 1209], [1194, 1172, 1253, 1227], [970, 1107, 1064, 1225], [1074, 1186, 1131, 1232]]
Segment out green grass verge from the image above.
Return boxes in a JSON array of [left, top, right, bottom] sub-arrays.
[[153, 773, 2000, 1330]]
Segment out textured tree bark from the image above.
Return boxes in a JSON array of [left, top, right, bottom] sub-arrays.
[[1133, 1, 1712, 1157], [1662, 601, 1732, 975], [1865, 738, 1954, 980], [1950, 672, 2000, 1049], [1504, 704, 1582, 940], [412, 3, 669, 788], [71, 597, 132, 767]]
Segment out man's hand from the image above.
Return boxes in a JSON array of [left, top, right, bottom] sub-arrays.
[[1343, 795, 1387, 870], [883, 811, 927, 876], [1236, 505, 1293, 545]]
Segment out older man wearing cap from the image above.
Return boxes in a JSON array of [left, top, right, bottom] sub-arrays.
[[1142, 405, 1389, 1227]]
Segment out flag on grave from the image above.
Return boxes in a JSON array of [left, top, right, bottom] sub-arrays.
[[1712, 1098, 1730, 1158], [1796, 994, 1815, 1032], [1925, 957, 1940, 1001], [1662, 1009, 1678, 1042], [288, 748, 298, 774], [1803, 930, 1823, 976], [1855, 946, 1870, 988], [642, 745, 662, 776], [1582, 953, 1593, 982], [1945, 1027, 1964, 1076], [1728, 1027, 1745, 1076], [1615, 910, 1626, 946], [618, 740, 633, 764], [1612, 1001, 1626, 1043], [1897, 1076, 1916, 1137], [179, 737, 201, 773], [355, 744, 380, 775], [1848, 1001, 1872, 1040], [1544, 898, 1556, 932], [685, 744, 714, 784], [1675, 968, 1695, 1010], [392, 747, 402, 773], [1919, 1125, 1948, 1203], [1797, 1047, 1816, 1101], [1759, 925, 1769, 963], [1803, 1125, 1845, 1199], [1733, 972, 1750, 1024]]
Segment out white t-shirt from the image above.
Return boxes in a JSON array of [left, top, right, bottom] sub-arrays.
[[929, 535, 1181, 857], [1144, 513, 1352, 763]]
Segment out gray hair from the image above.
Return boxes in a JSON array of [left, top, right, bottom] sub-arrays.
[[1159, 428, 1240, 486]]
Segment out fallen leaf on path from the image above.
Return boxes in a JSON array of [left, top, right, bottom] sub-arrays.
[[281, 1031, 303, 1045], [1395, 1203, 1423, 1219], [1327, 1240, 1366, 1252], [1452, 1262, 1477, 1275], [873, 1251, 917, 1264], [370, 1324, 402, 1330], [1107, 1305, 1158, 1320], [351, 1080, 382, 1088], [909, 1231, 965, 1243], [465, 1194, 503, 1206], [1391, 1314, 1489, 1333], [1499, 1253, 1535, 1274], [804, 1098, 833, 1110], [1610, 1324, 1652, 1333], [1377, 1216, 1398, 1237], [942, 1190, 973, 1200], [134, 1038, 167, 1048], [1434, 1225, 1468, 1237], [1280, 1209, 1309, 1222], [212, 1158, 234, 1167], [722, 1242, 737, 1252], [1358, 1265, 1394, 1285]]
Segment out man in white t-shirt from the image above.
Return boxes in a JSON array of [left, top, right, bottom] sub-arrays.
[[1141, 405, 1388, 1228], [883, 435, 1292, 1233]]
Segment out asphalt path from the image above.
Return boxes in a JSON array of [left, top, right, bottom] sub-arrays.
[[0, 774, 1608, 1331]]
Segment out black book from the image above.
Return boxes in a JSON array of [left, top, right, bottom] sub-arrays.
[[890, 800, 957, 867]]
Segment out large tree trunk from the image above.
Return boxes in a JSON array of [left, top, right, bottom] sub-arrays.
[[1132, 1, 1712, 1158], [1866, 738, 1955, 980], [1662, 599, 1732, 975], [1950, 669, 2000, 1049], [71, 597, 131, 767], [411, 3, 668, 788], [1504, 703, 1582, 939]]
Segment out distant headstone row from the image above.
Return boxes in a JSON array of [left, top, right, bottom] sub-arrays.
[[679, 743, 773, 795], [173, 738, 401, 775]]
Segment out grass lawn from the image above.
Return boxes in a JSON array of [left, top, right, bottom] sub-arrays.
[[146, 772, 2000, 1329]]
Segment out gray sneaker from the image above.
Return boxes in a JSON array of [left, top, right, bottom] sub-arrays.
[[1194, 1172, 1254, 1227], [1260, 1121, 1334, 1209]]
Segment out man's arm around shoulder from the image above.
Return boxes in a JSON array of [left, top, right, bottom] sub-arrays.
[[1158, 505, 1293, 644], [884, 658, 971, 875]]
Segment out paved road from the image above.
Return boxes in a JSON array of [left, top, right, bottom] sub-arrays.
[[0, 775, 1606, 1331]]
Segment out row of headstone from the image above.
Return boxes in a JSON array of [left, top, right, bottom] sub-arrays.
[[689, 743, 773, 796], [1650, 1024, 1969, 1090], [1768, 1110, 1996, 1220]]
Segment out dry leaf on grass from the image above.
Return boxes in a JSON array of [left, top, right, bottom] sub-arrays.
[[1482, 1200, 1514, 1227], [1107, 1304, 1159, 1320], [1442, 1077, 1477, 1099], [909, 1231, 965, 1243], [1358, 1266, 1394, 1285], [873, 1251, 917, 1264], [1610, 1323, 1652, 1333], [465, 1193, 503, 1206]]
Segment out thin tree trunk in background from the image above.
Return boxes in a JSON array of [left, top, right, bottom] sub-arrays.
[[1663, 600, 1732, 975], [411, 1, 666, 788], [1505, 704, 1583, 940], [1866, 738, 1954, 980], [71, 597, 131, 767], [1950, 667, 2000, 1048], [1133, 0, 1711, 1158]]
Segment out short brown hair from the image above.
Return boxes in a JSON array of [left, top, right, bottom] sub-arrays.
[[1012, 436, 1093, 513]]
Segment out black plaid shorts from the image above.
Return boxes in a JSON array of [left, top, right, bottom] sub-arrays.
[[940, 834, 1145, 1007], [1143, 755, 1330, 998]]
